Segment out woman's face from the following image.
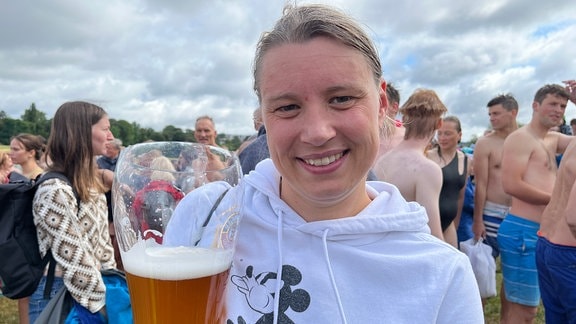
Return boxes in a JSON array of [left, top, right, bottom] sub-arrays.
[[9, 139, 33, 165], [92, 116, 114, 156], [437, 120, 461, 151], [259, 36, 385, 209]]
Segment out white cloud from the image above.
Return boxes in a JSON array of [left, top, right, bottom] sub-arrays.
[[1, 0, 575, 141]]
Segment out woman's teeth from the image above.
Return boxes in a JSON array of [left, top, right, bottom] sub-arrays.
[[304, 152, 343, 166]]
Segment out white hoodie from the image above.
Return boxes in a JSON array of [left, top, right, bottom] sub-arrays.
[[166, 159, 484, 324]]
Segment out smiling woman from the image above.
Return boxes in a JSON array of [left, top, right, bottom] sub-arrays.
[[165, 3, 485, 323]]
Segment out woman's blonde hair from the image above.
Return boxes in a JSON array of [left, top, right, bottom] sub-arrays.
[[150, 156, 176, 182]]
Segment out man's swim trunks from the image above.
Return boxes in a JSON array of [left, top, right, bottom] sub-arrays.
[[483, 201, 509, 257], [497, 213, 540, 307]]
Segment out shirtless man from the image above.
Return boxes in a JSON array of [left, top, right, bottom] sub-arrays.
[[473, 94, 518, 248], [499, 84, 572, 323], [472, 94, 518, 311], [374, 88, 446, 241], [194, 115, 225, 179], [472, 101, 518, 252], [536, 80, 576, 323]]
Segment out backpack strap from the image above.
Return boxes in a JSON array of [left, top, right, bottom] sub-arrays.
[[194, 188, 230, 246], [43, 252, 56, 299], [36, 172, 80, 300], [202, 188, 230, 228]]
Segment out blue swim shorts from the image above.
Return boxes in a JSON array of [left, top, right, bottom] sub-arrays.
[[497, 213, 540, 307], [536, 236, 576, 324]]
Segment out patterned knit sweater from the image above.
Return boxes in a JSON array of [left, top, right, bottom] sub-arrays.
[[33, 178, 116, 313]]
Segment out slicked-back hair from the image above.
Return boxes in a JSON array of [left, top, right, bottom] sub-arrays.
[[386, 83, 400, 106], [400, 89, 447, 140], [253, 4, 382, 101], [443, 115, 462, 133], [46, 101, 107, 201]]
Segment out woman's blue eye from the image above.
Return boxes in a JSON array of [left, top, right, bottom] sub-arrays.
[[278, 104, 298, 112], [331, 96, 353, 104]]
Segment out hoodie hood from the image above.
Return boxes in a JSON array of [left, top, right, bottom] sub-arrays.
[[243, 159, 431, 240]]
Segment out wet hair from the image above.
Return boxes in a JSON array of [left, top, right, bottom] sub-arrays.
[[400, 89, 447, 140], [487, 93, 518, 111], [442, 115, 462, 133], [253, 4, 382, 101], [533, 84, 570, 104], [46, 101, 108, 201], [386, 83, 400, 106], [10, 133, 46, 160], [436, 115, 463, 158]]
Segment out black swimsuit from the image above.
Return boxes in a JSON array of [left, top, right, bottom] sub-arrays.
[[439, 154, 468, 231]]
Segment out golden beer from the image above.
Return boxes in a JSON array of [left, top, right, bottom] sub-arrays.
[[112, 142, 243, 323], [125, 270, 229, 324], [122, 243, 233, 324]]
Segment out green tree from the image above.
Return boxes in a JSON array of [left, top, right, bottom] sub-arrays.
[[0, 105, 250, 149], [20, 103, 49, 137], [110, 119, 138, 145], [226, 135, 243, 151], [136, 127, 164, 142], [183, 129, 196, 142], [0, 118, 34, 144], [162, 125, 186, 141]]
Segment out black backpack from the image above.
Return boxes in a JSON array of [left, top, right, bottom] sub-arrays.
[[0, 172, 72, 299]]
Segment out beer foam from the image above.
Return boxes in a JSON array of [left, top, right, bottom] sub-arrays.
[[121, 239, 232, 280]]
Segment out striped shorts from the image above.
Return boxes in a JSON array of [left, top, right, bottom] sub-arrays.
[[483, 201, 509, 257], [497, 213, 540, 307]]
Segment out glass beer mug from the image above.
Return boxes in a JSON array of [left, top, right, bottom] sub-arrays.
[[112, 142, 243, 323]]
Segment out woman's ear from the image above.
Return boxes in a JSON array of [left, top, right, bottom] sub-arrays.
[[436, 118, 443, 130], [378, 79, 388, 122]]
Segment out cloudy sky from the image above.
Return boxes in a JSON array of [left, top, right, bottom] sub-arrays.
[[1, 0, 575, 141]]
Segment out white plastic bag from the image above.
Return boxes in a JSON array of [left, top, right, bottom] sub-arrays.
[[460, 238, 497, 298]]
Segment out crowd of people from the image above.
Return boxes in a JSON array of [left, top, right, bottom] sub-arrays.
[[370, 78, 575, 323], [2, 3, 576, 323]]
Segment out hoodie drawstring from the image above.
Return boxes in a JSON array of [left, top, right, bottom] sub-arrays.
[[322, 229, 348, 324], [273, 210, 284, 324], [273, 213, 347, 323]]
